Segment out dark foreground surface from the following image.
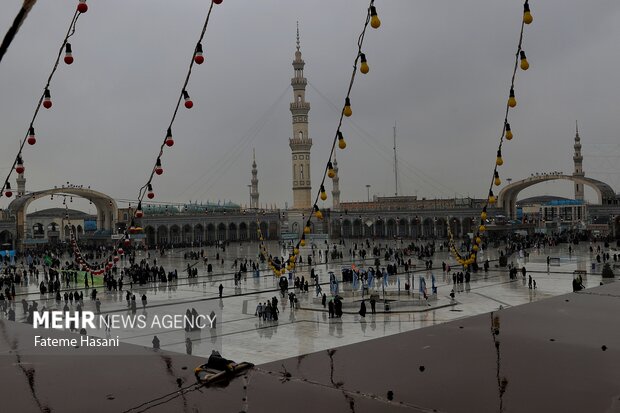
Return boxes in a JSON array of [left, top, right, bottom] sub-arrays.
[[2, 281, 620, 413]]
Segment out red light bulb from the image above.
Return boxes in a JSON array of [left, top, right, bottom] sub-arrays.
[[194, 43, 204, 64], [155, 158, 163, 175], [165, 128, 174, 147], [43, 89, 52, 109], [213, 0, 223, 4], [15, 156, 24, 174], [147, 183, 155, 199], [183, 90, 193, 109], [4, 183, 12, 198], [77, 0, 88, 13], [27, 127, 36, 145], [64, 43, 73, 64], [113, 256, 119, 262]]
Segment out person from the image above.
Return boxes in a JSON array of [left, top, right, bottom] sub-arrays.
[[334, 297, 343, 318], [450, 289, 455, 301], [321, 293, 327, 308], [528, 275, 532, 289], [359, 300, 366, 318], [141, 294, 147, 309], [255, 302, 263, 318], [533, 279, 537, 289], [152, 335, 160, 349], [186, 337, 193, 355], [328, 299, 335, 318], [95, 298, 101, 314], [218, 284, 224, 298], [369, 296, 376, 314]]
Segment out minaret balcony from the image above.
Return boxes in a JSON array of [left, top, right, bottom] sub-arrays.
[[289, 138, 312, 150], [290, 102, 310, 112], [291, 77, 307, 86]]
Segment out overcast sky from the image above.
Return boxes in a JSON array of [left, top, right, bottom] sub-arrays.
[[1, 0, 620, 213]]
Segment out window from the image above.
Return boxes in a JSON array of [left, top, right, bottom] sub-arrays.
[[298, 131, 303, 139], [300, 164, 304, 180]]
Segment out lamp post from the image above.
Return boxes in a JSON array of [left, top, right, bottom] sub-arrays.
[[366, 185, 371, 203]]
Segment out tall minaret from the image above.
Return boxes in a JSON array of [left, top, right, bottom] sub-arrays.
[[289, 22, 312, 210], [331, 156, 340, 210], [573, 121, 584, 201], [16, 171, 26, 198], [250, 149, 259, 209]]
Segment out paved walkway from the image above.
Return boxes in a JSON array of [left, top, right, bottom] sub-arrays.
[[2, 239, 618, 364]]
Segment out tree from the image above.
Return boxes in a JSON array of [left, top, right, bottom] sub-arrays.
[[602, 263, 615, 278]]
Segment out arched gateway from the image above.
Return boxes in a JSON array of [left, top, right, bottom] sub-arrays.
[[7, 187, 118, 249], [498, 174, 617, 219]]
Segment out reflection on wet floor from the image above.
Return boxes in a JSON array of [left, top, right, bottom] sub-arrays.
[[2, 240, 617, 364]]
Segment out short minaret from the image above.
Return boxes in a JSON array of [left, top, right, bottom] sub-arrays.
[[250, 149, 259, 209], [573, 121, 584, 201], [16, 171, 26, 197], [331, 156, 340, 210], [289, 22, 312, 210]]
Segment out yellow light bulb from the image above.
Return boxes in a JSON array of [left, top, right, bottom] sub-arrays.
[[489, 195, 496, 205], [520, 51, 529, 70], [476, 237, 482, 244], [327, 161, 335, 178], [505, 123, 513, 140], [300, 239, 306, 247], [370, 6, 381, 29], [496, 150, 503, 166], [294, 248, 299, 255], [473, 245, 479, 252], [320, 185, 327, 201], [479, 224, 486, 232], [315, 210, 323, 220], [343, 97, 352, 117], [508, 88, 517, 108], [338, 131, 347, 149], [494, 172, 501, 186], [523, 2, 533, 24], [481, 211, 487, 220], [304, 226, 310, 234], [360, 53, 369, 74]]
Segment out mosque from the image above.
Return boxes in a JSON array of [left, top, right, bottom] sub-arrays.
[[1, 30, 619, 251]]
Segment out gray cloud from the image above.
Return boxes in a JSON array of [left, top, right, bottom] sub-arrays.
[[1, 0, 619, 213]]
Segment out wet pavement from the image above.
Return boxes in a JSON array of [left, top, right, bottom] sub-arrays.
[[2, 239, 618, 365]]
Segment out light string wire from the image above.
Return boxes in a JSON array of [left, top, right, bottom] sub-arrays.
[[0, 0, 38, 63], [267, 0, 379, 276], [1, 8, 82, 198], [449, 0, 532, 268], [69, 1, 219, 274]]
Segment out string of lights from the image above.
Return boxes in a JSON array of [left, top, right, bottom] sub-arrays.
[[266, 0, 381, 277], [448, 0, 533, 268], [68, 0, 223, 274], [1, 1, 88, 200]]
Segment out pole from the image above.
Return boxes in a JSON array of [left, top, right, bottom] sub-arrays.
[[393, 122, 398, 196], [366, 184, 371, 202]]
